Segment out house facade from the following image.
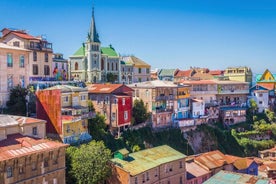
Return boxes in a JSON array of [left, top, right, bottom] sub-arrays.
[[52, 53, 68, 81], [36, 85, 91, 144], [0, 43, 30, 107], [224, 66, 253, 84], [109, 145, 187, 184], [129, 80, 180, 128], [88, 84, 133, 135], [0, 28, 53, 82], [0, 115, 68, 184]]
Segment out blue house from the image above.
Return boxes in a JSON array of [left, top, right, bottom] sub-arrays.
[[233, 158, 258, 176]]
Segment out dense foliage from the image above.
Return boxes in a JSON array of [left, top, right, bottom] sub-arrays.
[[66, 141, 111, 184], [132, 99, 150, 125], [6, 85, 28, 115]]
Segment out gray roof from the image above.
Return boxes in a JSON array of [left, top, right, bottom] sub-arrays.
[[128, 80, 178, 88]]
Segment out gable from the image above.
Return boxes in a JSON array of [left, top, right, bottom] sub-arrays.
[[260, 69, 275, 81]]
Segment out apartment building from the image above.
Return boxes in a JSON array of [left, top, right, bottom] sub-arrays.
[[52, 53, 68, 81], [0, 115, 68, 184], [129, 80, 179, 128], [0, 43, 30, 106], [1, 28, 53, 82], [36, 85, 91, 144], [224, 66, 253, 84], [109, 145, 187, 184], [87, 83, 133, 136]]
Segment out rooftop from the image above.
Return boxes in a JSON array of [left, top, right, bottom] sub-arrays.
[[186, 160, 210, 177], [42, 85, 88, 92], [204, 170, 269, 184], [128, 80, 178, 88], [111, 145, 186, 176], [0, 115, 46, 127], [0, 134, 68, 161], [87, 83, 133, 94], [121, 56, 150, 67]]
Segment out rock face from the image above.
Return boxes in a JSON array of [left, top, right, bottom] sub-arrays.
[[184, 128, 218, 154]]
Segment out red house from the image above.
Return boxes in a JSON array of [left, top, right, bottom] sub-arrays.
[[87, 84, 133, 136]]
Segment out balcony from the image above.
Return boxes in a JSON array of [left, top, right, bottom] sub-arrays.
[[29, 42, 52, 51], [155, 95, 175, 101], [155, 107, 174, 113], [218, 89, 249, 95]]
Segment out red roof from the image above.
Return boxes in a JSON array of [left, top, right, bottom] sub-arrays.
[[175, 70, 193, 77], [87, 84, 133, 94], [257, 83, 275, 90], [195, 150, 236, 169], [209, 70, 224, 76], [12, 31, 38, 40], [0, 134, 68, 161]]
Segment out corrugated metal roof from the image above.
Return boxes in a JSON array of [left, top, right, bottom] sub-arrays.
[[128, 80, 178, 88], [111, 145, 186, 176], [204, 170, 270, 184], [43, 85, 87, 92]]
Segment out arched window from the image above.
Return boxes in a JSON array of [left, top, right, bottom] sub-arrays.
[[112, 63, 114, 71], [75, 62, 78, 70], [116, 63, 118, 71], [101, 58, 104, 70], [107, 63, 110, 71]]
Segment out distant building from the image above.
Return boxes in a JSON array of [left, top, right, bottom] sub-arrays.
[[52, 53, 68, 81], [158, 68, 179, 81], [36, 85, 91, 144], [121, 56, 151, 83], [0, 28, 54, 82], [204, 170, 269, 184], [219, 106, 247, 126], [250, 84, 275, 112], [87, 83, 133, 136], [224, 66, 253, 84], [256, 69, 276, 88], [0, 42, 30, 106], [108, 145, 187, 184], [0, 115, 68, 184]]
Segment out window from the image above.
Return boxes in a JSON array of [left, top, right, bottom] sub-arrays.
[[32, 162, 37, 171], [146, 172, 149, 181], [116, 63, 118, 71], [122, 98, 125, 105], [20, 75, 25, 87], [64, 96, 69, 102], [124, 111, 128, 120], [45, 53, 48, 62], [7, 75, 13, 90], [138, 78, 142, 82], [107, 63, 110, 71], [259, 93, 263, 97], [180, 177, 183, 184], [44, 65, 50, 75], [33, 64, 38, 75], [7, 53, 13, 67], [142, 173, 145, 183], [134, 177, 138, 184], [66, 125, 70, 133], [179, 161, 183, 168], [259, 101, 263, 104], [19, 55, 24, 68], [7, 167, 13, 178], [33, 127, 38, 135], [33, 51, 37, 61], [75, 62, 78, 70], [146, 68, 150, 74], [138, 68, 142, 73], [44, 159, 49, 167], [13, 41, 20, 47], [81, 95, 86, 101], [112, 63, 114, 71], [19, 165, 24, 174]]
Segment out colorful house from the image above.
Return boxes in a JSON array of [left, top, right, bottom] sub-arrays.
[[256, 69, 276, 88], [129, 80, 185, 128], [87, 83, 133, 136], [1, 28, 54, 82], [224, 66, 253, 84], [186, 157, 211, 184], [204, 170, 270, 184], [52, 53, 68, 81], [0, 115, 68, 184], [36, 85, 91, 144], [109, 145, 187, 184], [158, 68, 179, 81]]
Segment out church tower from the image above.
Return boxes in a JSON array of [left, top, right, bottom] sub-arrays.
[[86, 7, 101, 83]]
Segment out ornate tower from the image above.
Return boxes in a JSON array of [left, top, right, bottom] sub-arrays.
[[86, 7, 101, 83]]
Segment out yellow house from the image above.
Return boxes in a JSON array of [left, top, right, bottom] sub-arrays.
[[224, 66, 252, 84]]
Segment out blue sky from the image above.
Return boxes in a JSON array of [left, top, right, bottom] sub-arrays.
[[1, 0, 276, 74]]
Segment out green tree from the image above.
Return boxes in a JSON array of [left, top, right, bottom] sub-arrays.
[[106, 73, 116, 83], [67, 141, 111, 184], [249, 99, 258, 115], [88, 113, 107, 140], [6, 85, 28, 115], [132, 99, 150, 125]]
